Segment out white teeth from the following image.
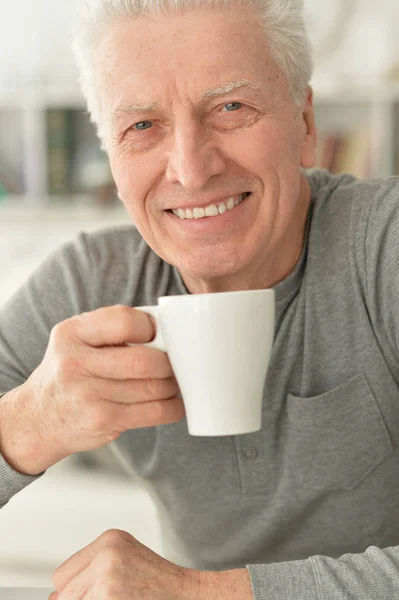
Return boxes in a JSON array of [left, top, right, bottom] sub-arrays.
[[172, 193, 249, 220], [204, 204, 219, 217], [193, 207, 205, 218]]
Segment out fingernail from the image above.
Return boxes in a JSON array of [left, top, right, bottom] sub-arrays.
[[147, 315, 157, 341]]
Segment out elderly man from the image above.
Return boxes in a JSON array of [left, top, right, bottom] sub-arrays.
[[1, 0, 399, 598]]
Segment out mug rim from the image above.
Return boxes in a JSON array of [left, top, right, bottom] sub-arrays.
[[159, 289, 275, 302]]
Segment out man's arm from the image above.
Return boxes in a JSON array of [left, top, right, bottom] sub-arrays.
[[0, 391, 45, 509], [228, 544, 399, 599], [54, 536, 397, 600], [0, 232, 96, 507]]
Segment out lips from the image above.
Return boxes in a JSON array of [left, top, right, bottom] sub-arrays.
[[168, 192, 251, 220]]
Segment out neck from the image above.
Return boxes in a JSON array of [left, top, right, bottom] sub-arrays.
[[180, 173, 311, 294]]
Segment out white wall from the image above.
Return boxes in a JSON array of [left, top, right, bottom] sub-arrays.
[[311, 0, 399, 88], [1, 0, 399, 92], [0, 0, 80, 89]]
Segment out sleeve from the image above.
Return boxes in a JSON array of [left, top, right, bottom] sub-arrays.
[[0, 391, 44, 508], [0, 232, 96, 506], [246, 544, 399, 599], [359, 177, 399, 384], [0, 232, 95, 391]]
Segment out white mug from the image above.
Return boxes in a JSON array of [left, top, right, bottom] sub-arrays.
[[134, 289, 275, 436]]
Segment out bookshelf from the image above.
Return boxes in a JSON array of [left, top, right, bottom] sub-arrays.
[[0, 82, 399, 211], [313, 82, 399, 180], [0, 86, 117, 210]]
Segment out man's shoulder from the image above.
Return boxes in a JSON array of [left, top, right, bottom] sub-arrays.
[[306, 170, 399, 239], [68, 222, 160, 271], [306, 169, 399, 211], [76, 222, 167, 291], [44, 222, 157, 280], [302, 170, 399, 275], [34, 223, 168, 309], [83, 223, 149, 255]]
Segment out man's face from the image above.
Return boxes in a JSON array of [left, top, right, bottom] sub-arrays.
[[96, 7, 316, 284]]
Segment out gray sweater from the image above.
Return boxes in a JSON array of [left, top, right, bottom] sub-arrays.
[[1, 169, 399, 599]]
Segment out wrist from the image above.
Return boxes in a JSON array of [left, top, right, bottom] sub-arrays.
[[0, 385, 64, 475], [195, 568, 253, 599]]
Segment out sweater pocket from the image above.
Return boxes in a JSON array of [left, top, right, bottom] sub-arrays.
[[286, 373, 393, 491]]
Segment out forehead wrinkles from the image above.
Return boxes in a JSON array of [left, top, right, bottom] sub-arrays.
[[95, 11, 282, 120], [96, 7, 268, 78]]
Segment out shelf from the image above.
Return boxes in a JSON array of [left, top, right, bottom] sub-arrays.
[[1, 81, 399, 200]]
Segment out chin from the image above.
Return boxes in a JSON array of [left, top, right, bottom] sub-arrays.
[[176, 252, 248, 281]]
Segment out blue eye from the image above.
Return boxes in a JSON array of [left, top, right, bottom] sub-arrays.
[[134, 121, 152, 130], [223, 102, 242, 111]]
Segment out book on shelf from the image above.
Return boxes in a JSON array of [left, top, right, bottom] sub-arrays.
[[315, 130, 372, 180], [46, 108, 117, 204], [46, 108, 74, 195]]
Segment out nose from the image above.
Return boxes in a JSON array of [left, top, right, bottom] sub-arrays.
[[165, 122, 226, 190]]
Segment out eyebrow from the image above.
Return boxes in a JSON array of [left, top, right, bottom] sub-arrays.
[[110, 80, 264, 123], [110, 102, 158, 123], [200, 79, 263, 100]]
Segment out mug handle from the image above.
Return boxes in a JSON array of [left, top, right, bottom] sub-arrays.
[[131, 306, 166, 352]]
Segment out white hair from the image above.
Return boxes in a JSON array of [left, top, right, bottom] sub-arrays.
[[72, 0, 313, 150]]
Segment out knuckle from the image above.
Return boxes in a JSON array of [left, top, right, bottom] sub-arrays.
[[50, 321, 69, 347], [111, 304, 134, 339], [113, 304, 129, 313], [53, 354, 80, 384], [50, 320, 82, 364], [117, 304, 134, 323], [101, 528, 129, 545]]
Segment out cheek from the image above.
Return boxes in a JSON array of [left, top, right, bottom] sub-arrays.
[[266, 130, 301, 164], [111, 154, 138, 194], [231, 126, 299, 174], [110, 152, 155, 214]]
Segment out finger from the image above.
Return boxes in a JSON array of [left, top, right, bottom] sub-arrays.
[[70, 305, 156, 347], [91, 376, 180, 404], [53, 530, 132, 592], [55, 565, 92, 600], [81, 345, 174, 380], [117, 396, 185, 429], [52, 544, 94, 592], [48, 593, 58, 600]]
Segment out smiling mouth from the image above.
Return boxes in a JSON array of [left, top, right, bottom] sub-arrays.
[[167, 192, 251, 220]]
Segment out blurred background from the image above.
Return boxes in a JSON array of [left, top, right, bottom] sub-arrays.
[[1, 0, 399, 588]]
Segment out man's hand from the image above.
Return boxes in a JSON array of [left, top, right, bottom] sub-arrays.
[[48, 529, 253, 599], [0, 305, 185, 475]]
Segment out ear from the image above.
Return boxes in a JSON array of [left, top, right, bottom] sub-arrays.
[[299, 86, 317, 169]]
